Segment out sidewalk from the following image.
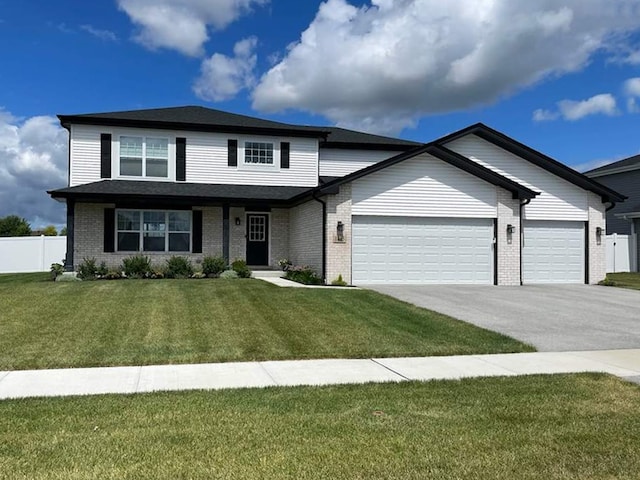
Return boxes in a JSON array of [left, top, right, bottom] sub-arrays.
[[1, 349, 639, 400]]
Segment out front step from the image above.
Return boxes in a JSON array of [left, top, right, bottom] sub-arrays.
[[251, 269, 285, 278]]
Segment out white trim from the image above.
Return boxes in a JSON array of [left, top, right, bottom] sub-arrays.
[[615, 211, 640, 219], [586, 164, 640, 178], [109, 128, 176, 182], [233, 136, 282, 172]]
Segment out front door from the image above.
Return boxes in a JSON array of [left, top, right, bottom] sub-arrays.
[[246, 214, 269, 265]]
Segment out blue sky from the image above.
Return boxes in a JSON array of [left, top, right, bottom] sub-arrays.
[[1, 0, 640, 228]]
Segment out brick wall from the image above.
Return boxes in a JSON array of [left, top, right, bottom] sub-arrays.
[[288, 200, 323, 275], [74, 203, 223, 271], [496, 188, 521, 286], [229, 207, 246, 261], [588, 192, 607, 284], [270, 208, 289, 267], [325, 184, 352, 284]]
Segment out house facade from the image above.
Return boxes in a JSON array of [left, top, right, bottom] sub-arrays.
[[49, 106, 623, 285], [585, 155, 640, 271]]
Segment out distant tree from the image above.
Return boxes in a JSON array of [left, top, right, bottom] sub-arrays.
[[42, 225, 58, 236], [0, 215, 32, 237], [60, 226, 67, 236]]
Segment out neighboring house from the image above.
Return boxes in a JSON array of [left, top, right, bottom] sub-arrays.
[[585, 155, 640, 271], [48, 106, 624, 285]]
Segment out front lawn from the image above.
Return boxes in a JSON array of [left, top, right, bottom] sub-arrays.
[[0, 273, 532, 370], [605, 272, 640, 290], [0, 374, 639, 479]]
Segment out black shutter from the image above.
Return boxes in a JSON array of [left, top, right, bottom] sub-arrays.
[[100, 134, 112, 178], [281, 142, 290, 169], [228, 139, 238, 167], [176, 137, 186, 181], [192, 210, 203, 253], [104, 208, 115, 253]]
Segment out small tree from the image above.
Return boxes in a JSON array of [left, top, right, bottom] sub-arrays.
[[0, 215, 32, 237], [42, 225, 58, 236]]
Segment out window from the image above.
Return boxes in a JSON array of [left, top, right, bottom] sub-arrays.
[[244, 142, 274, 165], [116, 210, 191, 252], [119, 136, 169, 178]]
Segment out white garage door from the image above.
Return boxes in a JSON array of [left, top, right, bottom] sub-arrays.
[[352, 216, 494, 285], [522, 220, 584, 284]]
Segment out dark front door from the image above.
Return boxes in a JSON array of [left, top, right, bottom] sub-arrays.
[[246, 214, 269, 265]]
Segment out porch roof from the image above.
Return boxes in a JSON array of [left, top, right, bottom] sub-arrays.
[[48, 180, 314, 205]]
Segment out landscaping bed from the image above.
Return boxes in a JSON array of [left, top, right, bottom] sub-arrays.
[[602, 272, 640, 291], [0, 273, 532, 370], [0, 374, 638, 479]]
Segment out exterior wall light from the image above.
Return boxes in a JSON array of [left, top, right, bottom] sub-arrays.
[[596, 226, 603, 245], [506, 224, 515, 235], [336, 221, 345, 242], [235, 217, 241, 226]]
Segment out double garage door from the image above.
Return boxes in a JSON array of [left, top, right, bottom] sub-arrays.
[[352, 216, 585, 285]]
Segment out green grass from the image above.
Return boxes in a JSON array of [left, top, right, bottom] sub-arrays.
[[0, 374, 639, 479], [0, 273, 532, 370], [605, 272, 640, 290]]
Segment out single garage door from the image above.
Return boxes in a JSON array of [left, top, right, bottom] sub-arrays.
[[352, 216, 494, 285], [522, 220, 584, 284]]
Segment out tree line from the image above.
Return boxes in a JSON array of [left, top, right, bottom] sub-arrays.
[[0, 215, 66, 237]]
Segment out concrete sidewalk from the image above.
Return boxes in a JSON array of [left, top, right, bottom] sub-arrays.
[[1, 349, 639, 400]]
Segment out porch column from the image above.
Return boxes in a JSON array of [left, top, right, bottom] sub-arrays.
[[64, 199, 75, 272]]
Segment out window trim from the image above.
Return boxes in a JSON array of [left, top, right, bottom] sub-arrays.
[[114, 132, 175, 181], [236, 138, 282, 170], [115, 209, 192, 253]]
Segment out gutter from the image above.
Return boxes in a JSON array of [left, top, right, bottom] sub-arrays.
[[606, 202, 617, 212], [312, 190, 327, 282]]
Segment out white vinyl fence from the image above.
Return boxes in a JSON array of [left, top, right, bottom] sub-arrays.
[[0, 235, 67, 273], [606, 234, 637, 273]]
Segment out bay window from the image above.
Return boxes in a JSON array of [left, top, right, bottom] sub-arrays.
[[116, 210, 191, 252]]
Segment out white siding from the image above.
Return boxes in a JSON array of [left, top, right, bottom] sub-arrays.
[[185, 132, 318, 187], [447, 135, 588, 221], [69, 125, 102, 186], [351, 153, 497, 218], [69, 124, 320, 187], [319, 149, 398, 177]]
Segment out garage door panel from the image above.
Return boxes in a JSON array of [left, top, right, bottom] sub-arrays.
[[352, 216, 494, 285], [522, 220, 584, 284]]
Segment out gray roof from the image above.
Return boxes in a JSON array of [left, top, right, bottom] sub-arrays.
[[585, 154, 640, 176], [49, 180, 313, 203], [58, 106, 419, 149]]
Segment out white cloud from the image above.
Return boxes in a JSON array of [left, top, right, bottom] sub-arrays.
[[117, 0, 268, 56], [252, 0, 640, 135], [624, 77, 640, 112], [532, 109, 559, 122], [557, 93, 618, 120], [193, 37, 258, 101], [0, 110, 68, 228], [80, 25, 118, 42]]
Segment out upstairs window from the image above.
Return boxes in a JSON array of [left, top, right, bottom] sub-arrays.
[[244, 142, 274, 165], [120, 136, 169, 178]]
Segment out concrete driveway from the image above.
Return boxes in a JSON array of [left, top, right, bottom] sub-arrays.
[[364, 284, 640, 351]]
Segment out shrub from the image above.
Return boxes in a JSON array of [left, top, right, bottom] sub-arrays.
[[96, 261, 108, 277], [149, 270, 165, 280], [285, 265, 323, 285], [50, 263, 64, 281], [202, 256, 226, 277], [191, 272, 207, 279], [278, 258, 292, 271], [165, 256, 194, 278], [103, 270, 122, 280], [331, 274, 348, 286], [122, 255, 152, 278], [231, 259, 252, 278], [220, 269, 239, 279], [77, 257, 98, 280]]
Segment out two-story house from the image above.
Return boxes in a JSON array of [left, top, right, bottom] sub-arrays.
[[585, 155, 640, 271], [48, 106, 623, 285]]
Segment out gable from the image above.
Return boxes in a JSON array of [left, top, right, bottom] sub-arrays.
[[352, 153, 498, 218], [446, 135, 588, 221]]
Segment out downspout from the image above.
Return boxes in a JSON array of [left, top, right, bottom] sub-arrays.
[[312, 190, 327, 282], [606, 201, 616, 212], [519, 198, 531, 285]]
